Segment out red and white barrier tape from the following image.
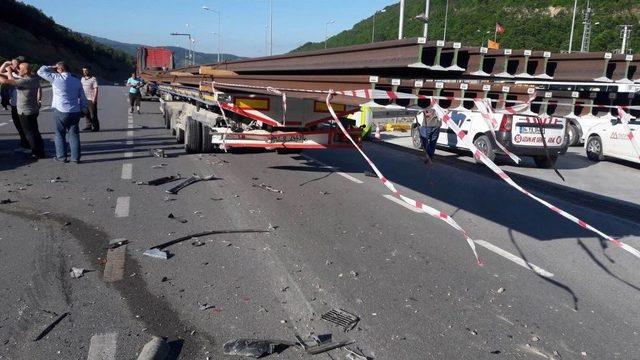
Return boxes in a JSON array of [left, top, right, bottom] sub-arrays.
[[325, 92, 482, 265], [616, 107, 640, 161], [431, 99, 640, 260], [474, 98, 522, 164]]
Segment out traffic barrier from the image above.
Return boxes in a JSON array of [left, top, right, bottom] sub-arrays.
[[325, 92, 482, 265], [431, 99, 640, 260]]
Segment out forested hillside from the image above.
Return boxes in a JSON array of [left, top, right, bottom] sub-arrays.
[[0, 0, 134, 82], [294, 0, 640, 53]]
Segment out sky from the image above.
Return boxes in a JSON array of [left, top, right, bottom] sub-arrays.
[[21, 0, 399, 57]]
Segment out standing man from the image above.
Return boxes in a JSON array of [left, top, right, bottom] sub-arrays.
[[126, 73, 143, 114], [0, 58, 30, 151], [0, 62, 44, 159], [37, 62, 87, 163], [419, 108, 441, 164], [81, 67, 99, 131]]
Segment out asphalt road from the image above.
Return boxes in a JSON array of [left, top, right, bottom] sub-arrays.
[[1, 86, 639, 359]]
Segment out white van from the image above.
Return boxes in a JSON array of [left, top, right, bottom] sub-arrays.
[[584, 115, 640, 164], [411, 110, 568, 168]]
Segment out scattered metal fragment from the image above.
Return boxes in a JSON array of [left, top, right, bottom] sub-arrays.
[[166, 174, 216, 194], [38, 211, 51, 216], [253, 183, 283, 193], [211, 197, 223, 201], [163, 196, 176, 202], [151, 164, 167, 169], [105, 188, 114, 192], [168, 213, 188, 223], [496, 287, 506, 294], [69, 267, 86, 278], [141, 175, 181, 186], [48, 177, 66, 183], [33, 312, 69, 341], [150, 148, 166, 158], [199, 303, 215, 311], [136, 336, 170, 360], [1, 199, 15, 204], [143, 229, 269, 260], [41, 196, 52, 199], [295, 334, 356, 355], [321, 309, 360, 332], [223, 339, 294, 358], [191, 240, 205, 247], [345, 348, 369, 360]]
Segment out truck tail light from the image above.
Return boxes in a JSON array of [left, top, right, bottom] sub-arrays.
[[498, 114, 512, 132]]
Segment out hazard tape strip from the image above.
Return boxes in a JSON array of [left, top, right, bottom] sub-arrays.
[[431, 99, 640, 260], [474, 98, 522, 164], [616, 107, 640, 162], [325, 93, 482, 265]]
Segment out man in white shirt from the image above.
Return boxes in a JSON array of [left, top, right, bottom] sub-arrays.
[[81, 67, 99, 131]]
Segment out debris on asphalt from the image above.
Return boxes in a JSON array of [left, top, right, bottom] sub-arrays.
[[143, 248, 169, 260], [531, 336, 540, 342], [38, 211, 51, 216], [495, 287, 506, 294], [150, 148, 166, 158], [136, 336, 170, 360], [69, 267, 86, 278], [141, 175, 181, 186], [267, 223, 279, 231], [143, 229, 269, 260], [163, 196, 176, 202], [345, 348, 369, 360], [321, 309, 360, 332], [41, 196, 52, 199], [168, 213, 188, 223], [1, 199, 16, 204], [106, 239, 129, 250], [166, 174, 216, 195], [191, 239, 205, 247], [151, 164, 167, 169], [199, 303, 215, 311], [223, 338, 294, 358], [253, 183, 283, 194], [106, 188, 114, 192], [364, 171, 376, 178], [161, 276, 169, 282], [33, 312, 69, 341], [48, 177, 66, 183], [211, 197, 223, 201], [295, 334, 356, 355]]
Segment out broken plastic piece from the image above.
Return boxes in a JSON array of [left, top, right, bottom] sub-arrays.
[[144, 175, 181, 186], [253, 183, 283, 193], [321, 309, 360, 332], [223, 339, 294, 358], [345, 348, 369, 360], [70, 267, 86, 278], [295, 334, 356, 355], [136, 336, 170, 360], [168, 213, 188, 223], [143, 230, 268, 260]]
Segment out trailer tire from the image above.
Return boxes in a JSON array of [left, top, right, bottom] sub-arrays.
[[201, 125, 216, 153], [185, 117, 202, 154]]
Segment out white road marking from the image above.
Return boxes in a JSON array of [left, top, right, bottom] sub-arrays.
[[114, 197, 130, 218], [121, 163, 132, 180], [382, 194, 422, 213], [336, 171, 364, 184], [126, 130, 134, 137], [474, 240, 554, 278], [300, 154, 363, 184], [124, 152, 133, 158], [86, 332, 117, 360]]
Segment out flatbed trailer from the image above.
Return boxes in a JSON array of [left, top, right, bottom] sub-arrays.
[[156, 83, 363, 153]]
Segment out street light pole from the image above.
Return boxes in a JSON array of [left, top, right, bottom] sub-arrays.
[[269, 0, 273, 55], [371, 9, 386, 43], [423, 0, 430, 38], [568, 0, 578, 53], [325, 20, 335, 49], [398, 0, 405, 39], [443, 0, 449, 42], [202, 6, 222, 63], [170, 32, 193, 67]]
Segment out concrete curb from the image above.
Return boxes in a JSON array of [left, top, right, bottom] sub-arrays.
[[373, 139, 640, 225]]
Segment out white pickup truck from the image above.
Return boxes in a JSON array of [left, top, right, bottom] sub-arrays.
[[411, 110, 568, 168]]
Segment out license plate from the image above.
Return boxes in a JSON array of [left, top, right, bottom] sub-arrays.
[[518, 126, 540, 134]]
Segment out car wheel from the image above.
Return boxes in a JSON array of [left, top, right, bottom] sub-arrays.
[[472, 134, 495, 163], [411, 125, 422, 149], [586, 135, 604, 162], [567, 123, 579, 147], [533, 155, 558, 168]]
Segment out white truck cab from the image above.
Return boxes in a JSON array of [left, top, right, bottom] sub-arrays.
[[584, 115, 640, 164], [411, 110, 568, 168]]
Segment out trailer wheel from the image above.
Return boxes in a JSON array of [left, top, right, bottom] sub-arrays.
[[185, 117, 202, 153], [201, 125, 216, 153]]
